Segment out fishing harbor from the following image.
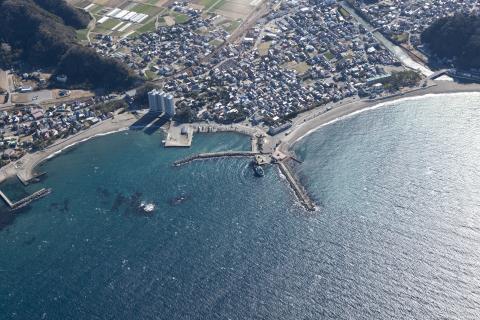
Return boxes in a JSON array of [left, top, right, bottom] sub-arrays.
[[170, 123, 316, 212]]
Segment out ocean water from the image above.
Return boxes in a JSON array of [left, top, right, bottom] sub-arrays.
[[1, 93, 480, 319]]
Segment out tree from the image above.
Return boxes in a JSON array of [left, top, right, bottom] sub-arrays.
[[422, 14, 480, 69]]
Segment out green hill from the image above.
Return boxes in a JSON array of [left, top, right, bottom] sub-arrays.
[[33, 0, 90, 29], [421, 14, 480, 69], [0, 0, 139, 92]]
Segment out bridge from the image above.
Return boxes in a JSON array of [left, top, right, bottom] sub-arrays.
[[428, 69, 451, 80]]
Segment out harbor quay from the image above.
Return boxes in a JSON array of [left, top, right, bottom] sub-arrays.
[[164, 121, 272, 153], [170, 127, 316, 211]]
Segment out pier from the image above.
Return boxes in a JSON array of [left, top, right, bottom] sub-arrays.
[[173, 151, 261, 166], [0, 188, 51, 210]]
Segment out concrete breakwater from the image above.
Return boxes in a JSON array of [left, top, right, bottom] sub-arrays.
[[173, 151, 261, 167], [0, 188, 51, 210], [173, 149, 317, 212], [277, 161, 316, 211]]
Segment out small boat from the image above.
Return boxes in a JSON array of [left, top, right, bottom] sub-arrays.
[[253, 164, 265, 177]]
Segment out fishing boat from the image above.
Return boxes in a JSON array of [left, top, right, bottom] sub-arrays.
[[253, 164, 265, 177]]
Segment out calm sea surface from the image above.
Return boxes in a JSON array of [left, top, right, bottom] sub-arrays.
[[0, 93, 479, 319]]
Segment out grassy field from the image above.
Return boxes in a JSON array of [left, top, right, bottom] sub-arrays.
[[145, 70, 158, 80], [90, 4, 104, 15], [202, 0, 226, 12], [211, 0, 252, 20], [76, 29, 89, 41], [132, 3, 163, 15], [257, 41, 271, 56], [222, 19, 242, 33], [170, 11, 191, 24], [210, 0, 226, 11], [96, 18, 122, 31], [324, 51, 335, 60], [201, 0, 218, 8], [209, 39, 224, 47], [136, 19, 157, 34], [392, 32, 409, 44], [338, 6, 350, 19]]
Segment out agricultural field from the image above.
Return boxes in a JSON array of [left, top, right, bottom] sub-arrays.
[[73, 0, 168, 38], [220, 18, 242, 33], [71, 0, 254, 40], [131, 3, 164, 15], [215, 0, 256, 20], [195, 0, 258, 20]]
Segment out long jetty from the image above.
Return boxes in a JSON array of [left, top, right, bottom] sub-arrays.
[[278, 161, 316, 211], [173, 151, 261, 167], [0, 188, 51, 210]]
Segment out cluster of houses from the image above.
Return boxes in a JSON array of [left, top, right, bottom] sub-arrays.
[[88, 0, 420, 128], [91, 3, 230, 78], [0, 99, 114, 166], [349, 0, 480, 48], [155, 0, 402, 124]]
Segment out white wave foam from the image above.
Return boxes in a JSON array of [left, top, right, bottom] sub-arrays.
[[294, 92, 480, 143], [44, 127, 129, 160]]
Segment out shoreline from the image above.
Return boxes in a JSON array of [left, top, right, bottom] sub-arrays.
[[0, 112, 141, 185], [1, 81, 479, 186], [280, 81, 480, 150]]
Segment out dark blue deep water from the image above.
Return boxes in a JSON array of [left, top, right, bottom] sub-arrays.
[[1, 93, 480, 319]]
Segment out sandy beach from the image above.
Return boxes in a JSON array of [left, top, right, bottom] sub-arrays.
[[281, 81, 480, 149], [0, 80, 479, 185], [0, 111, 140, 184]]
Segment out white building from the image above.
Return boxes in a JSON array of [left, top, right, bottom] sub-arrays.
[[148, 89, 164, 113], [164, 94, 175, 118], [148, 90, 175, 117]]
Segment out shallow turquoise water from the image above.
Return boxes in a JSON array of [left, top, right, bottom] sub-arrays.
[[1, 94, 480, 319]]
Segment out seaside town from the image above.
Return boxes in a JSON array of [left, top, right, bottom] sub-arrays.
[[346, 0, 480, 51], [0, 0, 479, 171], [93, 0, 406, 126], [3, 0, 480, 318]]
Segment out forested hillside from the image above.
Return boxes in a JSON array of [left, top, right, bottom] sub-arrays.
[[422, 14, 480, 69], [0, 0, 139, 91]]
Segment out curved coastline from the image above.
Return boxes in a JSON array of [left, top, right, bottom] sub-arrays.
[[1, 81, 480, 186], [281, 82, 480, 150], [0, 112, 141, 185]]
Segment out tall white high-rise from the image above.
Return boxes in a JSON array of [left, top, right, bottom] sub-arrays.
[[147, 89, 164, 113], [164, 94, 175, 118], [148, 89, 174, 117]]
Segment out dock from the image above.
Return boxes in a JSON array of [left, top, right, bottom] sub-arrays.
[[164, 125, 193, 147], [0, 188, 51, 210], [278, 161, 315, 211], [173, 151, 261, 166]]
